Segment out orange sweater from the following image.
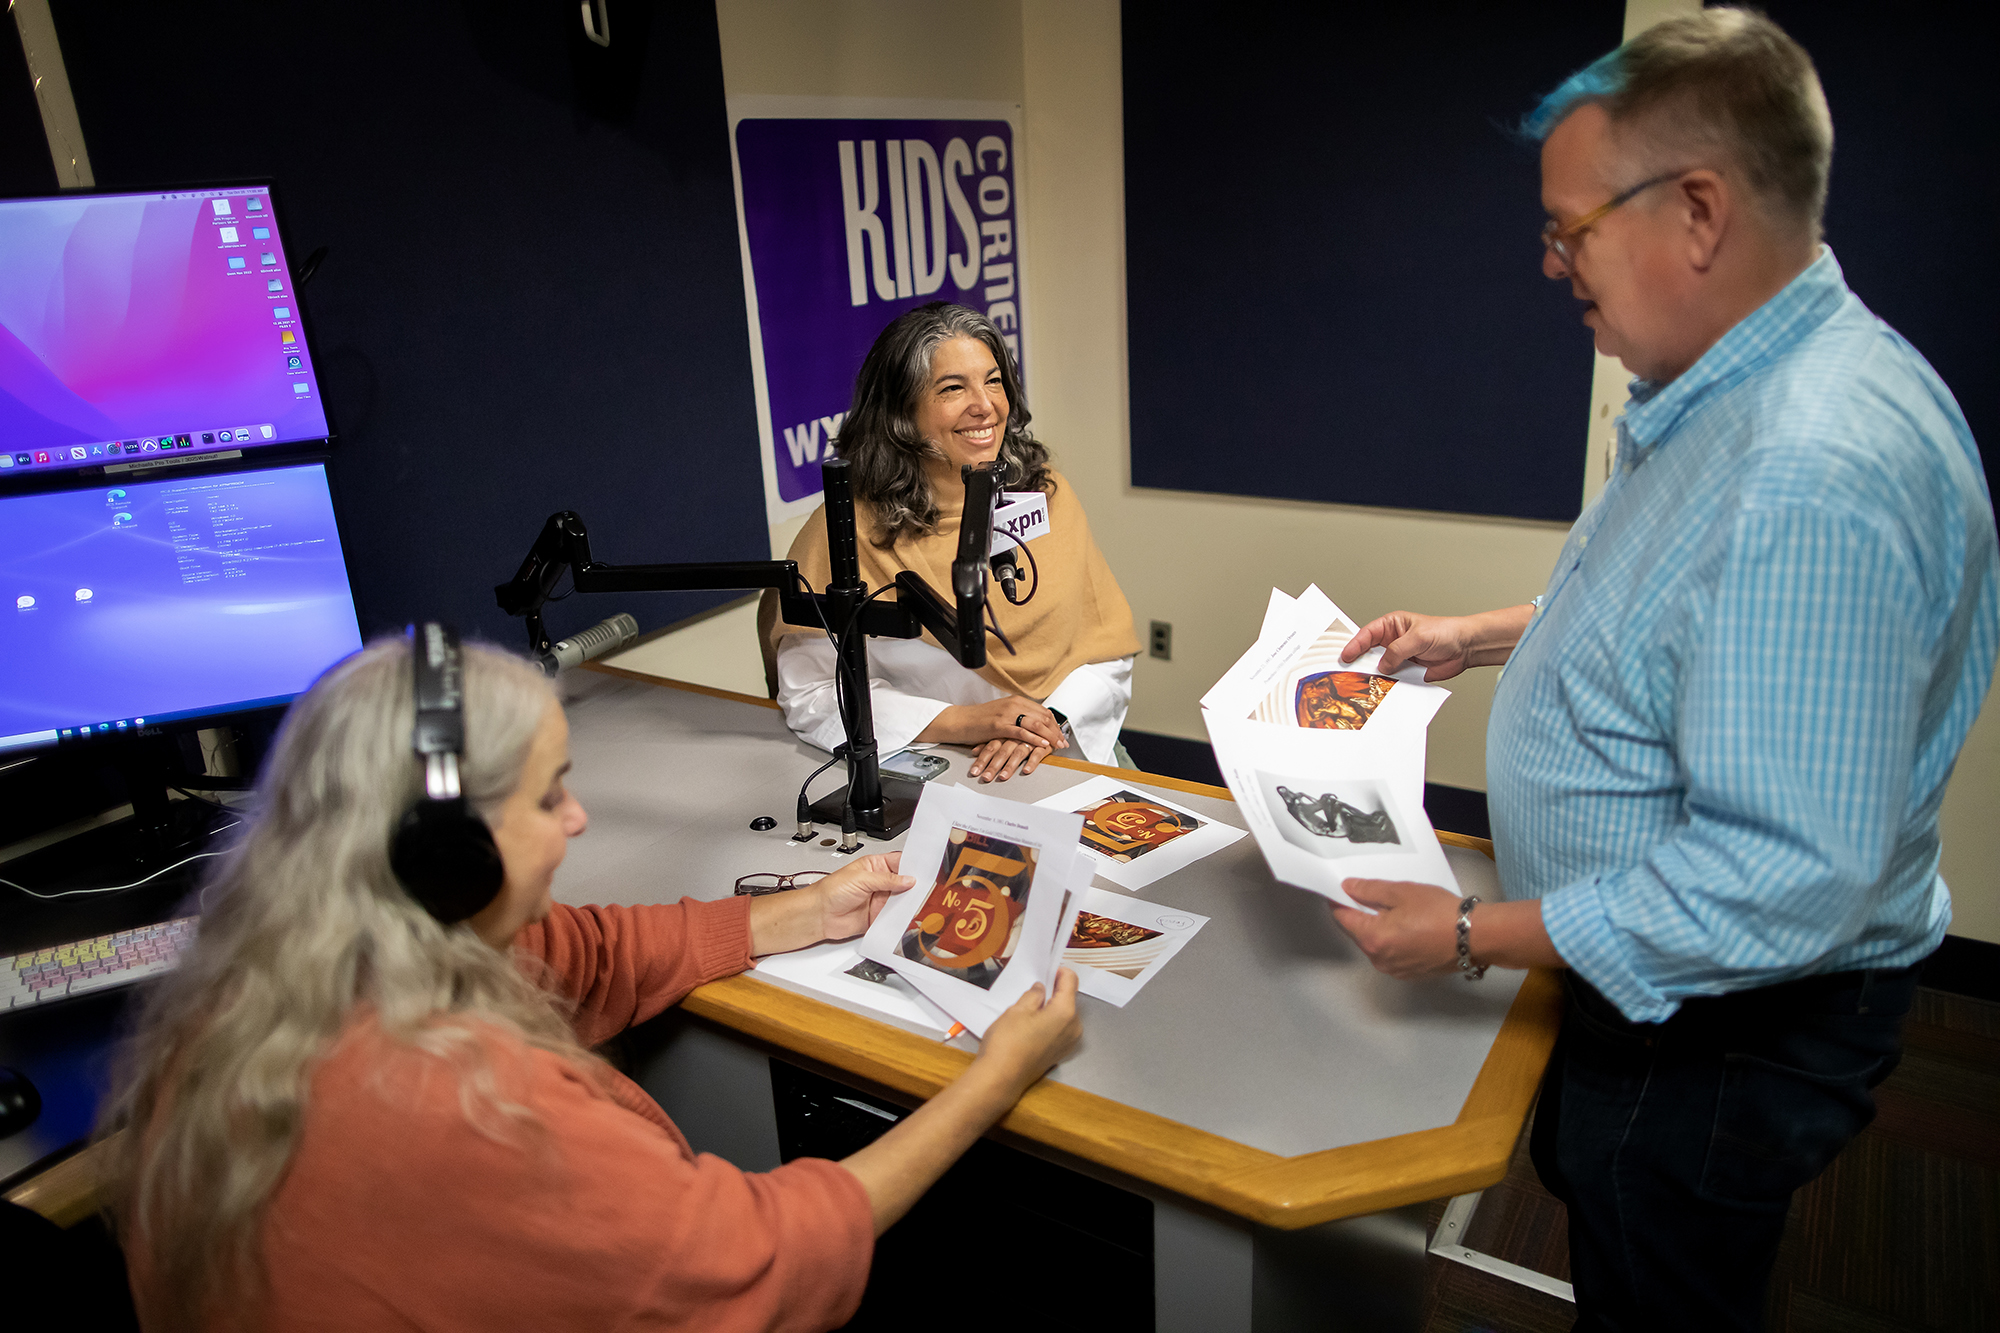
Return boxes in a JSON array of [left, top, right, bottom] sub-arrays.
[[140, 898, 873, 1331]]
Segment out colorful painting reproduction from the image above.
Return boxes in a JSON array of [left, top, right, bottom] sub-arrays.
[[1294, 670, 1396, 730], [1074, 790, 1205, 863], [896, 827, 1037, 991]]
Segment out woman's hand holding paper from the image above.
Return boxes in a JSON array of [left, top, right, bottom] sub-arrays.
[[839, 968, 1084, 1235], [749, 853, 913, 956], [977, 969, 1084, 1091]]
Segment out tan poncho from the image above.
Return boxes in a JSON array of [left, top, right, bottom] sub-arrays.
[[760, 465, 1138, 701]]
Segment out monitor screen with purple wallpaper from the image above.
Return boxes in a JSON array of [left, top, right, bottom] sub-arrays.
[[0, 462, 363, 754], [0, 185, 330, 485]]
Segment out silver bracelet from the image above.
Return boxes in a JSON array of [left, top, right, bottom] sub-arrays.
[[1456, 895, 1489, 981]]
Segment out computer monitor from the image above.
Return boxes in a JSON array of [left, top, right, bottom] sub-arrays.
[[0, 183, 332, 489], [0, 460, 365, 755]]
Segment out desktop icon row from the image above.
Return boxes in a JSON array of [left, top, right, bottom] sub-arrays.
[[57, 718, 149, 740], [6, 426, 277, 469]]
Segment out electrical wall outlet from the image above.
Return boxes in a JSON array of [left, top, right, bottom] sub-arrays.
[[1149, 620, 1172, 661]]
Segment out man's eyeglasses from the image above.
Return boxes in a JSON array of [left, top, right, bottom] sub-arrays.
[[733, 871, 830, 897], [1541, 171, 1687, 269]]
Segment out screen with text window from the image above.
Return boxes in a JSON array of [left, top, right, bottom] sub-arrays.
[[0, 462, 363, 751]]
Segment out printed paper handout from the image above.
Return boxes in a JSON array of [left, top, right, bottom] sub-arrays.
[[859, 783, 1089, 1038], [1206, 714, 1459, 908], [1201, 584, 1460, 911], [1203, 585, 1449, 738], [1031, 773, 1246, 891], [753, 940, 956, 1036], [1052, 887, 1209, 1007]]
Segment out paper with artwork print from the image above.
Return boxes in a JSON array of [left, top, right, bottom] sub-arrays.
[[1205, 713, 1460, 910], [753, 940, 956, 1037], [1030, 773, 1246, 891], [1201, 585, 1449, 740], [858, 782, 1087, 1038], [1050, 886, 1209, 1007]]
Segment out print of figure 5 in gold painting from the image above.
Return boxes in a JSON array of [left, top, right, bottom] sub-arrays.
[[897, 827, 1038, 991], [1073, 789, 1205, 863], [1294, 670, 1395, 730]]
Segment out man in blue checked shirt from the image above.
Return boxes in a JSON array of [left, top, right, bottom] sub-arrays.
[[1332, 10, 1997, 1330]]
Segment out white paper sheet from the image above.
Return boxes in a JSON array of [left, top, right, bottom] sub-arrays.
[[1052, 887, 1210, 1007], [752, 940, 957, 1036], [1205, 714, 1460, 908], [859, 783, 1087, 1037], [1031, 773, 1247, 891], [1202, 585, 1448, 736]]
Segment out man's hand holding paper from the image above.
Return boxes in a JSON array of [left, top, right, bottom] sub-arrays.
[[1339, 606, 1536, 682]]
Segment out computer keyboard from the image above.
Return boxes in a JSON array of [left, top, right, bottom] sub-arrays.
[[1, 917, 198, 1010]]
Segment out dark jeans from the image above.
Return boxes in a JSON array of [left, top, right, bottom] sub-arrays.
[[1530, 966, 1916, 1332]]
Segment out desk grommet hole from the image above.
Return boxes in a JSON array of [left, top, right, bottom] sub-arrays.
[[819, 838, 835, 847]]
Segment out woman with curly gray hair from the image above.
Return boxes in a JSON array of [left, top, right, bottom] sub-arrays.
[[101, 634, 1080, 1332], [763, 302, 1140, 784]]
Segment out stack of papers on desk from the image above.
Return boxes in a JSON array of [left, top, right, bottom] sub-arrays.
[[1203, 586, 1460, 909]]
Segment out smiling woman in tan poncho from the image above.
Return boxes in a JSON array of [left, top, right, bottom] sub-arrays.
[[760, 302, 1139, 783]]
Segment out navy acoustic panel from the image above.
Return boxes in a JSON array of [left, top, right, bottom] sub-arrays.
[[0, 11, 58, 196], [1123, 4, 1622, 521], [48, 0, 766, 644], [1764, 2, 1997, 517]]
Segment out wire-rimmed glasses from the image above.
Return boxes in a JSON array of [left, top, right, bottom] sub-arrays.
[[1541, 170, 1688, 270], [732, 871, 830, 897]]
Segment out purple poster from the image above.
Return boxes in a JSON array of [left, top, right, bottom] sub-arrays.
[[731, 103, 1022, 519]]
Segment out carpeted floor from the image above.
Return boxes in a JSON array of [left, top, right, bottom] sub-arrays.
[[1420, 988, 2000, 1332]]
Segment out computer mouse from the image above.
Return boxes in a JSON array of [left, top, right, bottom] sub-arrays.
[[0, 1067, 41, 1140], [750, 816, 777, 831]]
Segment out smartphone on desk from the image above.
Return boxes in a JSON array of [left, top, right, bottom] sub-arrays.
[[880, 750, 949, 782]]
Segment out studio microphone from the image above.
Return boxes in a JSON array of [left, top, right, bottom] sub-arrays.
[[537, 613, 639, 675]]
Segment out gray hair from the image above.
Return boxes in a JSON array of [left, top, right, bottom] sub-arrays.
[[1523, 8, 1834, 238], [100, 636, 597, 1330], [839, 301, 1052, 546]]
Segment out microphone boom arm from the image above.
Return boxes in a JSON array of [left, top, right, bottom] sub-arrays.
[[493, 460, 1007, 841]]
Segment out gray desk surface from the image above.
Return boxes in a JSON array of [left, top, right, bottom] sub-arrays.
[[550, 668, 1525, 1160]]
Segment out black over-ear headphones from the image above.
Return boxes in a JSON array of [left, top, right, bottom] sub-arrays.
[[389, 623, 505, 923]]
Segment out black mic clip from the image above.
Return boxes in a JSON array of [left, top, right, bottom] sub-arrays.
[[993, 552, 1024, 604]]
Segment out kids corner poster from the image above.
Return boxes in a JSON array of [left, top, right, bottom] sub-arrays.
[[728, 96, 1025, 526]]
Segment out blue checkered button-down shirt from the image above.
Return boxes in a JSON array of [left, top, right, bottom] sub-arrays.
[[1489, 248, 1998, 1023]]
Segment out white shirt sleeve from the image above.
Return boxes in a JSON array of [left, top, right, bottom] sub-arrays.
[[774, 633, 1008, 756], [1043, 656, 1134, 765]]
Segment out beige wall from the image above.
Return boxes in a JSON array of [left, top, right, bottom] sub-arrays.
[[709, 0, 2000, 943]]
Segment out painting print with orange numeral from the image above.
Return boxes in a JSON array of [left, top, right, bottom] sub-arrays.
[[897, 826, 1039, 991]]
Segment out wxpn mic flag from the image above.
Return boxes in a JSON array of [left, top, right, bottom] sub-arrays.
[[730, 104, 1023, 523]]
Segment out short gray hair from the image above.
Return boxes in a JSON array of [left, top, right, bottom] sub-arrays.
[[1523, 8, 1834, 238]]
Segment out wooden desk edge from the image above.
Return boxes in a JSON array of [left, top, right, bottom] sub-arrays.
[[5, 1133, 118, 1228], [587, 665, 1562, 1229]]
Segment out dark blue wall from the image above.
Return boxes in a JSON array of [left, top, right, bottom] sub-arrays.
[[46, 0, 767, 647], [1122, 3, 1623, 522], [1763, 1, 1997, 514]]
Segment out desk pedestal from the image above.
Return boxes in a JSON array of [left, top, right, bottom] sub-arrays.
[[623, 1008, 1431, 1332]]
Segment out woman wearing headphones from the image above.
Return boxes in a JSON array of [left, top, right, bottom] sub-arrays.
[[762, 302, 1140, 784], [102, 634, 1080, 1331]]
